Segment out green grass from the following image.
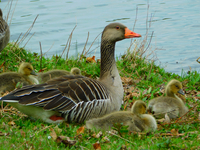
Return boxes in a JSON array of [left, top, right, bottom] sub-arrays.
[[0, 43, 200, 150]]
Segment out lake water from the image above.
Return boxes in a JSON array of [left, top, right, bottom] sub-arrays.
[[0, 0, 200, 75]]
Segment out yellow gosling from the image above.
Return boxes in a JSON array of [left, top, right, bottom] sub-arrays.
[[86, 100, 157, 132], [147, 79, 188, 119]]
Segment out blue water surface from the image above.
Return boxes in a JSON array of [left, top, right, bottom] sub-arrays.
[[0, 0, 199, 74]]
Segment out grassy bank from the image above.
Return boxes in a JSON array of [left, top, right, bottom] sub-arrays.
[[0, 42, 200, 150]]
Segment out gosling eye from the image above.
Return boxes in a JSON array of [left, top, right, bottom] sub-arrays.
[[175, 85, 179, 88], [116, 26, 120, 30]]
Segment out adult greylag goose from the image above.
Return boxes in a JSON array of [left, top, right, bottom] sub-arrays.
[[0, 9, 10, 52], [37, 67, 81, 83], [0, 62, 38, 96], [0, 23, 141, 123], [147, 79, 188, 119], [86, 100, 157, 132]]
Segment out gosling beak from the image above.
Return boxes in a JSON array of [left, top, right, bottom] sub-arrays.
[[31, 70, 37, 76], [124, 28, 141, 38], [178, 89, 185, 95]]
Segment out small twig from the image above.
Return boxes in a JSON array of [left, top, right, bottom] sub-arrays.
[[65, 24, 77, 59], [42, 42, 55, 55], [106, 131, 135, 145], [144, 31, 154, 53], [9, 0, 18, 26], [80, 32, 89, 60], [23, 32, 35, 48], [79, 146, 90, 150], [84, 32, 101, 56], [1, 101, 3, 116], [15, 141, 26, 150], [196, 57, 200, 63], [56, 24, 77, 64], [17, 14, 39, 45], [39, 42, 43, 71], [147, 59, 154, 80], [31, 125, 53, 140], [132, 6, 138, 32]]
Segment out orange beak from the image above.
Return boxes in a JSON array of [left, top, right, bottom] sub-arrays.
[[124, 28, 141, 38]]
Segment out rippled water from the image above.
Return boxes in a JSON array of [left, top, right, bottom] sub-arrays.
[[0, 0, 200, 74]]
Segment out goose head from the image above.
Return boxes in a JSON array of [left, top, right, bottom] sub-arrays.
[[18, 62, 37, 76], [131, 100, 147, 115], [102, 22, 141, 42], [71, 67, 81, 75], [165, 79, 184, 97]]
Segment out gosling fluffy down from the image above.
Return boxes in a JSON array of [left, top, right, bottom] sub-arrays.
[[37, 67, 81, 83], [147, 79, 188, 119], [0, 62, 38, 96], [86, 100, 157, 132]]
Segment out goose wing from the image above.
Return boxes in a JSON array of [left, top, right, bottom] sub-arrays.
[[1, 75, 110, 112]]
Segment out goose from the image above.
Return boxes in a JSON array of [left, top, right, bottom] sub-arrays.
[[37, 67, 81, 83], [0, 62, 38, 96], [147, 79, 188, 119], [0, 8, 10, 52], [0, 23, 141, 123], [86, 100, 157, 132]]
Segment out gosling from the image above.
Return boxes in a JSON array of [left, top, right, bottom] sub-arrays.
[[147, 79, 188, 119], [0, 62, 38, 96], [86, 100, 157, 132], [37, 67, 81, 83]]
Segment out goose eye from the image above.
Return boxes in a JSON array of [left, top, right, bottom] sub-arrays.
[[175, 85, 179, 88], [116, 26, 120, 30]]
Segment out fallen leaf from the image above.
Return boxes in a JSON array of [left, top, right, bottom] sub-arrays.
[[86, 56, 96, 63], [8, 121, 15, 126], [124, 86, 135, 94], [38, 68, 47, 72], [33, 126, 37, 131], [50, 128, 57, 140], [95, 131, 103, 138], [142, 89, 148, 95], [20, 130, 26, 138], [121, 77, 134, 85], [157, 118, 165, 123], [0, 131, 4, 136], [171, 129, 179, 136], [102, 136, 110, 143], [93, 141, 101, 150], [56, 136, 76, 147], [76, 126, 85, 134], [54, 125, 62, 134], [121, 145, 127, 150]]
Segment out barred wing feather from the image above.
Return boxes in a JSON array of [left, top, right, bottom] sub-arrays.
[[1, 76, 110, 122]]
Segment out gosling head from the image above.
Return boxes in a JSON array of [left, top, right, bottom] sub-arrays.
[[165, 79, 184, 96], [131, 100, 147, 115], [71, 67, 81, 75], [18, 62, 37, 76]]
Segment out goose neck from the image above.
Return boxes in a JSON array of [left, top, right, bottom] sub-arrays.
[[100, 40, 116, 79]]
